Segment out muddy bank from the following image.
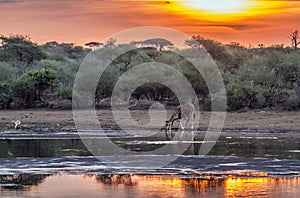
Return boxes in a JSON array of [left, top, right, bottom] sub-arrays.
[[0, 109, 300, 132]]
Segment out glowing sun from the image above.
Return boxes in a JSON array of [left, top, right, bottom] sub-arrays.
[[180, 0, 252, 14], [164, 0, 285, 21]]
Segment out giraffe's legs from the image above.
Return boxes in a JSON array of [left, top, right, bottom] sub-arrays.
[[180, 120, 184, 130], [191, 113, 194, 129]]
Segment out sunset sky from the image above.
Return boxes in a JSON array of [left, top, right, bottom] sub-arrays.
[[1, 0, 300, 47]]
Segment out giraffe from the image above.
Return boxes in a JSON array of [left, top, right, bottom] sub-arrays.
[[165, 102, 195, 131]]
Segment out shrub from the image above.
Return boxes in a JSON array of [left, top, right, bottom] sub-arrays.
[[203, 92, 227, 111], [11, 75, 36, 107], [0, 82, 12, 109], [0, 62, 12, 82], [57, 85, 72, 100], [254, 87, 299, 109], [11, 69, 56, 107], [226, 81, 255, 111]]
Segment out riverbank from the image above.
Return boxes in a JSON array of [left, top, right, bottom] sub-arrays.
[[0, 109, 300, 132]]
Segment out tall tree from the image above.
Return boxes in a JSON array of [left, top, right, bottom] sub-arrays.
[[105, 37, 117, 48], [85, 42, 103, 50], [142, 38, 174, 51], [186, 36, 233, 67], [0, 35, 44, 74], [288, 30, 300, 49]]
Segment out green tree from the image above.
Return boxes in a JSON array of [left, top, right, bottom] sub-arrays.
[[142, 38, 174, 51], [185, 36, 233, 67], [0, 35, 44, 74], [85, 42, 103, 50], [0, 61, 12, 82], [12, 69, 56, 107], [12, 75, 36, 107], [42, 41, 88, 62], [27, 68, 56, 100], [226, 80, 255, 110], [57, 85, 72, 100], [0, 82, 12, 109]]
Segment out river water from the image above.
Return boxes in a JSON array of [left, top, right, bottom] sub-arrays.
[[0, 130, 299, 197]]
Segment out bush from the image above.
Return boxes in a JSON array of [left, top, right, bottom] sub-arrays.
[[203, 92, 227, 111], [0, 82, 12, 109], [255, 87, 271, 108], [275, 89, 299, 110], [12, 75, 36, 107], [11, 69, 56, 107], [238, 55, 277, 87], [57, 85, 72, 100], [0, 62, 12, 82], [226, 81, 255, 111], [254, 87, 299, 109]]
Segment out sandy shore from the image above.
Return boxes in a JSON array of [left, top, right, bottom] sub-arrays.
[[0, 109, 300, 132]]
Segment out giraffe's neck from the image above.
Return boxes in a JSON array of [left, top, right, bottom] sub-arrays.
[[168, 107, 181, 124]]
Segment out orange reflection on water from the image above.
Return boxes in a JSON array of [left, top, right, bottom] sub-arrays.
[[95, 174, 300, 197], [1, 174, 299, 197], [225, 177, 300, 197], [93, 174, 225, 197]]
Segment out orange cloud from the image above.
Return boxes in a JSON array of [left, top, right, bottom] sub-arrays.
[[0, 0, 299, 47]]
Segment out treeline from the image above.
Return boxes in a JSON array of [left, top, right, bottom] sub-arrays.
[[0, 35, 88, 109], [0, 35, 299, 111]]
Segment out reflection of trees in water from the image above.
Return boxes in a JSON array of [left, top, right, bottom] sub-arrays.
[[142, 176, 224, 192], [0, 174, 50, 190], [191, 178, 223, 192], [96, 174, 137, 186], [97, 174, 288, 196], [95, 174, 223, 191]]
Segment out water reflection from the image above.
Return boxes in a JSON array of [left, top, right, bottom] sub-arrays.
[[96, 174, 137, 185], [1, 174, 299, 198], [0, 139, 89, 158], [1, 132, 299, 159], [225, 177, 300, 197], [0, 174, 49, 190]]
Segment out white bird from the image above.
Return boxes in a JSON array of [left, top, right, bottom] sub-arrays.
[[11, 120, 21, 129]]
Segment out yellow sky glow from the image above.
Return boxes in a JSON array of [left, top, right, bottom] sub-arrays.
[[164, 0, 285, 21]]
